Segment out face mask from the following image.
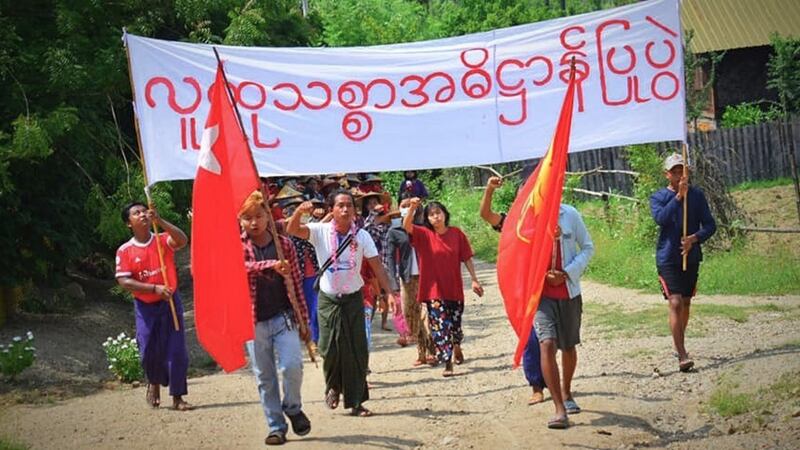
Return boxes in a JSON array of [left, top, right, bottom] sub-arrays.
[[399, 207, 409, 218], [300, 214, 311, 224], [391, 217, 402, 228]]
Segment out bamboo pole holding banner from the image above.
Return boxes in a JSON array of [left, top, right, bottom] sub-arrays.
[[123, 30, 180, 331], [211, 48, 317, 366], [682, 143, 689, 272]]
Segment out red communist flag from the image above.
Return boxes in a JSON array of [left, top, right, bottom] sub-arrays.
[[191, 63, 259, 372], [496, 68, 577, 367]]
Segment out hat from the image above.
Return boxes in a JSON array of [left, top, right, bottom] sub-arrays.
[[320, 177, 340, 192], [309, 197, 325, 206], [279, 197, 302, 209], [356, 189, 391, 208], [664, 153, 685, 171], [362, 173, 382, 183], [274, 184, 304, 200]]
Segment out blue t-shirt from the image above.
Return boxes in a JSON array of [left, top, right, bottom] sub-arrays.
[[650, 186, 716, 266]]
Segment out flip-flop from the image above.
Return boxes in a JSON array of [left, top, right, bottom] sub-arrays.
[[172, 400, 194, 411], [679, 359, 695, 372], [564, 398, 581, 414], [547, 415, 569, 429], [350, 406, 373, 417], [325, 388, 340, 410], [528, 392, 545, 406]]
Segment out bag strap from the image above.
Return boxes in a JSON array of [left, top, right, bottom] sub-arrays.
[[317, 231, 354, 276]]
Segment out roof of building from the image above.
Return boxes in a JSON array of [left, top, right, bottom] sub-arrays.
[[682, 0, 800, 53]]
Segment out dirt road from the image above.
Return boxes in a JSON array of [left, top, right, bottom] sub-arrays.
[[2, 261, 799, 449]]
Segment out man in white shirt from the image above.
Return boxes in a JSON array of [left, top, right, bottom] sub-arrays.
[[287, 189, 393, 418]]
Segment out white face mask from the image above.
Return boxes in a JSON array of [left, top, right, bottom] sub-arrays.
[[391, 217, 402, 228], [399, 207, 410, 218]]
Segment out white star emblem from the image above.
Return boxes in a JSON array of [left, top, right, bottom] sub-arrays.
[[198, 124, 221, 175]]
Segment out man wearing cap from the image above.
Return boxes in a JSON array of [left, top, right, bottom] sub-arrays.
[[650, 153, 716, 373]]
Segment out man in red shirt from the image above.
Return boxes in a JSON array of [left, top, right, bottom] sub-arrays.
[[115, 202, 192, 411]]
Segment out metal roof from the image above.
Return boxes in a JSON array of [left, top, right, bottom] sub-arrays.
[[682, 0, 800, 53]]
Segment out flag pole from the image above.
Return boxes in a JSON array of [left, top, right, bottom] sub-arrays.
[[211, 48, 317, 366], [123, 30, 180, 331], [682, 142, 689, 272]]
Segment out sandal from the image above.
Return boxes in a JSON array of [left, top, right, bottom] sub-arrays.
[[679, 359, 695, 372], [350, 405, 373, 417], [146, 383, 160, 408], [172, 398, 194, 411], [564, 398, 581, 415], [325, 388, 340, 410], [528, 390, 545, 406], [547, 415, 569, 429]]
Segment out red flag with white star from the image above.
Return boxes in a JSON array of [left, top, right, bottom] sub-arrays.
[[191, 63, 259, 372]]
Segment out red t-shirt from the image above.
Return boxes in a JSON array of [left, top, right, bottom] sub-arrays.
[[411, 225, 473, 302], [542, 240, 569, 300], [115, 233, 178, 303]]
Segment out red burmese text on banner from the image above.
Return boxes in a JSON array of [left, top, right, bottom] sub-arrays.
[[191, 64, 260, 372], [496, 68, 577, 367]]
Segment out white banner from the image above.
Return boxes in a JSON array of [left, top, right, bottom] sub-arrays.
[[127, 0, 684, 184]]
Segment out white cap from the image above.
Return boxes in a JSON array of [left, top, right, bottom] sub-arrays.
[[664, 153, 685, 171]]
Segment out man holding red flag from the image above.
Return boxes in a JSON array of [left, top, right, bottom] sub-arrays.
[[496, 62, 594, 429], [191, 62, 260, 373]]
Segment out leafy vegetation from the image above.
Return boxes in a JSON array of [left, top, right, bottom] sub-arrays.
[[102, 332, 143, 383], [720, 102, 783, 128]]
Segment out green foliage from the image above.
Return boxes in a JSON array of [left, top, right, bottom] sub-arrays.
[[730, 177, 793, 192], [683, 29, 724, 126], [0, 436, 29, 450], [0, 0, 318, 290], [0, 331, 36, 380], [102, 332, 143, 383], [720, 102, 782, 128], [109, 284, 134, 303], [315, 0, 429, 46], [580, 204, 800, 295], [624, 144, 663, 242], [767, 33, 800, 114]]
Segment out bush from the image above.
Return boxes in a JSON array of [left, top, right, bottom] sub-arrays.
[[102, 332, 143, 383], [720, 102, 782, 128], [0, 331, 36, 380]]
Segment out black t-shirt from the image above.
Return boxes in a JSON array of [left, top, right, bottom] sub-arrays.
[[254, 241, 291, 322]]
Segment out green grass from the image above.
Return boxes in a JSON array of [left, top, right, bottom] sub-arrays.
[[730, 177, 794, 192], [580, 208, 800, 296], [709, 386, 755, 417], [439, 183, 800, 295], [707, 370, 800, 418], [622, 347, 658, 359], [0, 437, 28, 450], [438, 188, 500, 263], [584, 302, 790, 339]]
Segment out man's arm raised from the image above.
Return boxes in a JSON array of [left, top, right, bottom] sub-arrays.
[[286, 201, 313, 240]]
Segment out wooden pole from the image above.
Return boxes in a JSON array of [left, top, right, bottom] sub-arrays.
[[123, 31, 180, 331], [682, 143, 689, 272], [212, 48, 316, 365]]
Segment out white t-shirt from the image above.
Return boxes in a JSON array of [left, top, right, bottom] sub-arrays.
[[307, 222, 378, 296]]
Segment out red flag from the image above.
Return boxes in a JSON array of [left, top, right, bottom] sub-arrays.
[[496, 69, 577, 367], [191, 63, 259, 372]]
